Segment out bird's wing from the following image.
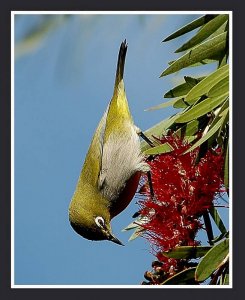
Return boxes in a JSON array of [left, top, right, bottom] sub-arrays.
[[97, 40, 147, 201], [79, 40, 146, 202], [98, 124, 143, 202], [78, 107, 108, 187], [79, 41, 128, 188], [98, 95, 148, 203]]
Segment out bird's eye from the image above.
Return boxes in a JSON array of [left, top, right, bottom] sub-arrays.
[[95, 216, 105, 228]]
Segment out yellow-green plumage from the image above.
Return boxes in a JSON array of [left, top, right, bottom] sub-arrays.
[[69, 40, 148, 245]]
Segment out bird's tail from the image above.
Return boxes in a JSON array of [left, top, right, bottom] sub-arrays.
[[114, 39, 127, 88]]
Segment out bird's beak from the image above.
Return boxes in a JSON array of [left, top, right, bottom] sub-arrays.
[[109, 234, 124, 246]]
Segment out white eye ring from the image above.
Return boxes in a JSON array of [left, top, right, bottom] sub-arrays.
[[95, 216, 105, 228]]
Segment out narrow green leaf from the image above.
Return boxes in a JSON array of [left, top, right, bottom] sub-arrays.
[[183, 119, 200, 135], [175, 94, 228, 123], [186, 64, 229, 104], [145, 98, 179, 111], [184, 76, 201, 87], [167, 59, 217, 68], [175, 15, 229, 52], [219, 107, 229, 117], [122, 221, 139, 231], [195, 238, 229, 282], [208, 76, 229, 98], [222, 274, 229, 285], [161, 268, 197, 285], [164, 83, 190, 98], [210, 20, 228, 39], [141, 113, 184, 151], [123, 215, 149, 233], [208, 106, 228, 149], [174, 119, 199, 137], [144, 143, 174, 155], [184, 116, 224, 153], [167, 60, 175, 65], [173, 97, 189, 109], [185, 59, 217, 67], [224, 142, 229, 189], [207, 99, 229, 131], [218, 97, 229, 113], [218, 107, 229, 136], [162, 246, 212, 259], [217, 20, 229, 67], [212, 232, 229, 244], [183, 136, 197, 143], [219, 51, 229, 68], [164, 77, 204, 98], [128, 226, 145, 241], [209, 207, 227, 234], [163, 15, 218, 42], [161, 32, 227, 77]]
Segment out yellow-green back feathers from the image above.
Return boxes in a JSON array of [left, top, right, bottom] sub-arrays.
[[69, 40, 148, 245]]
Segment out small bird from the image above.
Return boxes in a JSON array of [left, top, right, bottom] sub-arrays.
[[69, 40, 149, 245]]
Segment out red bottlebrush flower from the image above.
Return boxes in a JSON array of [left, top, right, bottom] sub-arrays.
[[138, 134, 224, 274]]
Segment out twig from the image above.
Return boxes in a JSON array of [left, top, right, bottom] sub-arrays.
[[203, 211, 214, 245]]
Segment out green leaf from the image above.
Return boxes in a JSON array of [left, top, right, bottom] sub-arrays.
[[219, 105, 229, 117], [168, 59, 218, 68], [128, 226, 145, 241], [224, 142, 229, 189], [168, 59, 217, 67], [207, 98, 228, 132], [164, 82, 190, 98], [195, 238, 229, 282], [162, 246, 212, 259], [212, 232, 229, 244], [210, 20, 228, 39], [122, 215, 149, 236], [184, 116, 224, 153], [164, 77, 205, 98], [175, 94, 228, 123], [145, 98, 179, 111], [208, 76, 229, 98], [122, 221, 139, 231], [183, 135, 197, 143], [173, 97, 189, 109], [186, 64, 229, 104], [141, 113, 184, 151], [163, 15, 218, 42], [222, 274, 229, 285], [219, 51, 229, 68], [161, 32, 228, 77], [123, 219, 146, 241], [175, 15, 229, 52], [161, 268, 197, 285], [167, 60, 175, 65], [174, 119, 200, 137], [144, 143, 174, 155], [185, 59, 218, 67], [218, 107, 229, 136], [183, 119, 200, 135], [209, 207, 227, 234], [184, 76, 200, 87]]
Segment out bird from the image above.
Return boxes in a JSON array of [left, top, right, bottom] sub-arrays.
[[69, 40, 149, 245]]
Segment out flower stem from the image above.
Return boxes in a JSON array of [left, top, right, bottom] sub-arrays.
[[139, 131, 155, 147], [147, 171, 155, 201], [203, 211, 214, 245]]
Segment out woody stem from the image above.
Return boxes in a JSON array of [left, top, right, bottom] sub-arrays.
[[203, 211, 214, 245]]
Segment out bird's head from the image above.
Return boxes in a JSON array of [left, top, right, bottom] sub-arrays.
[[69, 197, 124, 246]]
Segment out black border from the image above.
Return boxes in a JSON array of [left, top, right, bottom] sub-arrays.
[[1, 0, 244, 300]]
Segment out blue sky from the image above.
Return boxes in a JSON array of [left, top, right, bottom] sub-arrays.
[[14, 13, 228, 285]]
